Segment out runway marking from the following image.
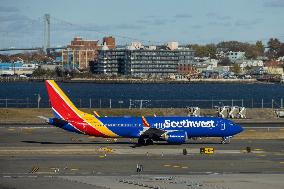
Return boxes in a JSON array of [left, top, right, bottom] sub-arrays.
[[248, 129, 256, 132], [7, 128, 15, 131], [35, 172, 55, 174], [30, 167, 39, 174], [279, 162, 284, 164], [50, 168, 60, 173], [54, 132, 63, 134], [274, 153, 284, 156], [99, 155, 105, 158], [257, 154, 266, 157], [23, 128, 35, 130], [23, 128, 35, 134], [163, 164, 187, 169], [100, 147, 114, 153], [70, 137, 82, 142], [70, 168, 79, 171], [204, 180, 225, 183], [254, 148, 264, 151]]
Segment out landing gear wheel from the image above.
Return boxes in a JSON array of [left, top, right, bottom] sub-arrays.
[[138, 138, 145, 146], [221, 137, 231, 144], [145, 138, 154, 145]]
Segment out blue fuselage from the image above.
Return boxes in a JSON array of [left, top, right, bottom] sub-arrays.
[[97, 116, 243, 138]]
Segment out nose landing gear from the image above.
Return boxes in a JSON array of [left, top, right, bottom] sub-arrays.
[[221, 136, 231, 144]]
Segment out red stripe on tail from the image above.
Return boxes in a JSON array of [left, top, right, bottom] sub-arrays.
[[45, 80, 106, 137]]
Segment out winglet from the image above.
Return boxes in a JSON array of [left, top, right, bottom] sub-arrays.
[[93, 111, 100, 117], [142, 116, 150, 127]]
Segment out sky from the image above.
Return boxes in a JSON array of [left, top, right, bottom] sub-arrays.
[[0, 0, 284, 48]]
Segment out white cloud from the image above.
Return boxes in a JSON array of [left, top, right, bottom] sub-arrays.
[[264, 0, 284, 7]]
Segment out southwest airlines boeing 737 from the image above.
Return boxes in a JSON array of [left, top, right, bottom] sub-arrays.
[[43, 80, 243, 145]]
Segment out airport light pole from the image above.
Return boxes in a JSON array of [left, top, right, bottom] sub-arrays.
[[35, 93, 41, 108]]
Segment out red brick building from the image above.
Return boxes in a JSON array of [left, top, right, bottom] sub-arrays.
[[62, 36, 115, 70], [103, 36, 115, 49]]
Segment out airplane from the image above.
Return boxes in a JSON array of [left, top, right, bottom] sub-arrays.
[[43, 80, 243, 145]]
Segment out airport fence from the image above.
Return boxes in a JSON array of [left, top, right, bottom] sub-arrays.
[[0, 98, 283, 109]]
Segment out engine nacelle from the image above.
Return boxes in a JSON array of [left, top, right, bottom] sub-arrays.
[[164, 131, 187, 144]]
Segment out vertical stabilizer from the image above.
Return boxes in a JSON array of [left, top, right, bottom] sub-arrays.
[[45, 80, 83, 120]]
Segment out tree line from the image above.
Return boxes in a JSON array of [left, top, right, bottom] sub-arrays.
[[188, 38, 284, 60]]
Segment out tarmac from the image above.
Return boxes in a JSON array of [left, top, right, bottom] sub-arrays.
[[0, 124, 284, 189]]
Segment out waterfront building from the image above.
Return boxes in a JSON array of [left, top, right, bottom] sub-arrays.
[[0, 62, 37, 76], [103, 36, 115, 49], [264, 60, 284, 75], [61, 36, 115, 70], [177, 63, 197, 76], [265, 67, 284, 75], [277, 56, 284, 62], [39, 64, 60, 71], [124, 48, 194, 77], [93, 42, 195, 78], [93, 47, 125, 75], [236, 59, 264, 73], [227, 51, 245, 62]]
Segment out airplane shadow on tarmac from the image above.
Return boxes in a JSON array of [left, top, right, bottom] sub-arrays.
[[21, 140, 134, 145], [21, 140, 222, 148], [21, 140, 152, 148]]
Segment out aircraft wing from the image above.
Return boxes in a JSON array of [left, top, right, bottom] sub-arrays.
[[140, 116, 166, 139], [140, 127, 166, 139]]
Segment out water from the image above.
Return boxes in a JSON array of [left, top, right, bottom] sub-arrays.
[[0, 82, 283, 108]]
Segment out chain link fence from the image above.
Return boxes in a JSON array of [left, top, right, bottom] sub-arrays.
[[0, 98, 283, 109]]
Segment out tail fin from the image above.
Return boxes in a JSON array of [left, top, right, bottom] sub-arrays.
[[45, 80, 118, 137], [45, 80, 83, 120]]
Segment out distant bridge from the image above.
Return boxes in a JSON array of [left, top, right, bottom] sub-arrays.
[[0, 14, 164, 54]]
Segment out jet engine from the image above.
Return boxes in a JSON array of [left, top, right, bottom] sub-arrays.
[[164, 131, 187, 144]]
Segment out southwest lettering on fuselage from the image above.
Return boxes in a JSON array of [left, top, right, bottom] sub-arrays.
[[153, 120, 215, 129]]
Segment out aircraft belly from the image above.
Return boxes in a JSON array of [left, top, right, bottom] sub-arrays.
[[180, 127, 224, 137], [107, 126, 140, 138]]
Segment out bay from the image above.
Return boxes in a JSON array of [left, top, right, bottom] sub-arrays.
[[0, 82, 283, 108]]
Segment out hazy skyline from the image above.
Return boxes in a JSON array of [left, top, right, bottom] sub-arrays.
[[0, 0, 284, 48]]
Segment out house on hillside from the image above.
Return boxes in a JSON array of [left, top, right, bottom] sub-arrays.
[[227, 51, 245, 62], [264, 60, 284, 75]]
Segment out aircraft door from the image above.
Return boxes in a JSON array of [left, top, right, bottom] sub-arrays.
[[221, 121, 226, 130]]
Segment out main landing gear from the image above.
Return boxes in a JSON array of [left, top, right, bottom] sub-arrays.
[[138, 138, 154, 146], [221, 136, 231, 144]]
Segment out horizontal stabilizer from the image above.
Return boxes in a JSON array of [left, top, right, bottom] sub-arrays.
[[37, 116, 49, 123]]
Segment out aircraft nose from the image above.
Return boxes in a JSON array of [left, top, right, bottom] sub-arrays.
[[236, 124, 244, 134]]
